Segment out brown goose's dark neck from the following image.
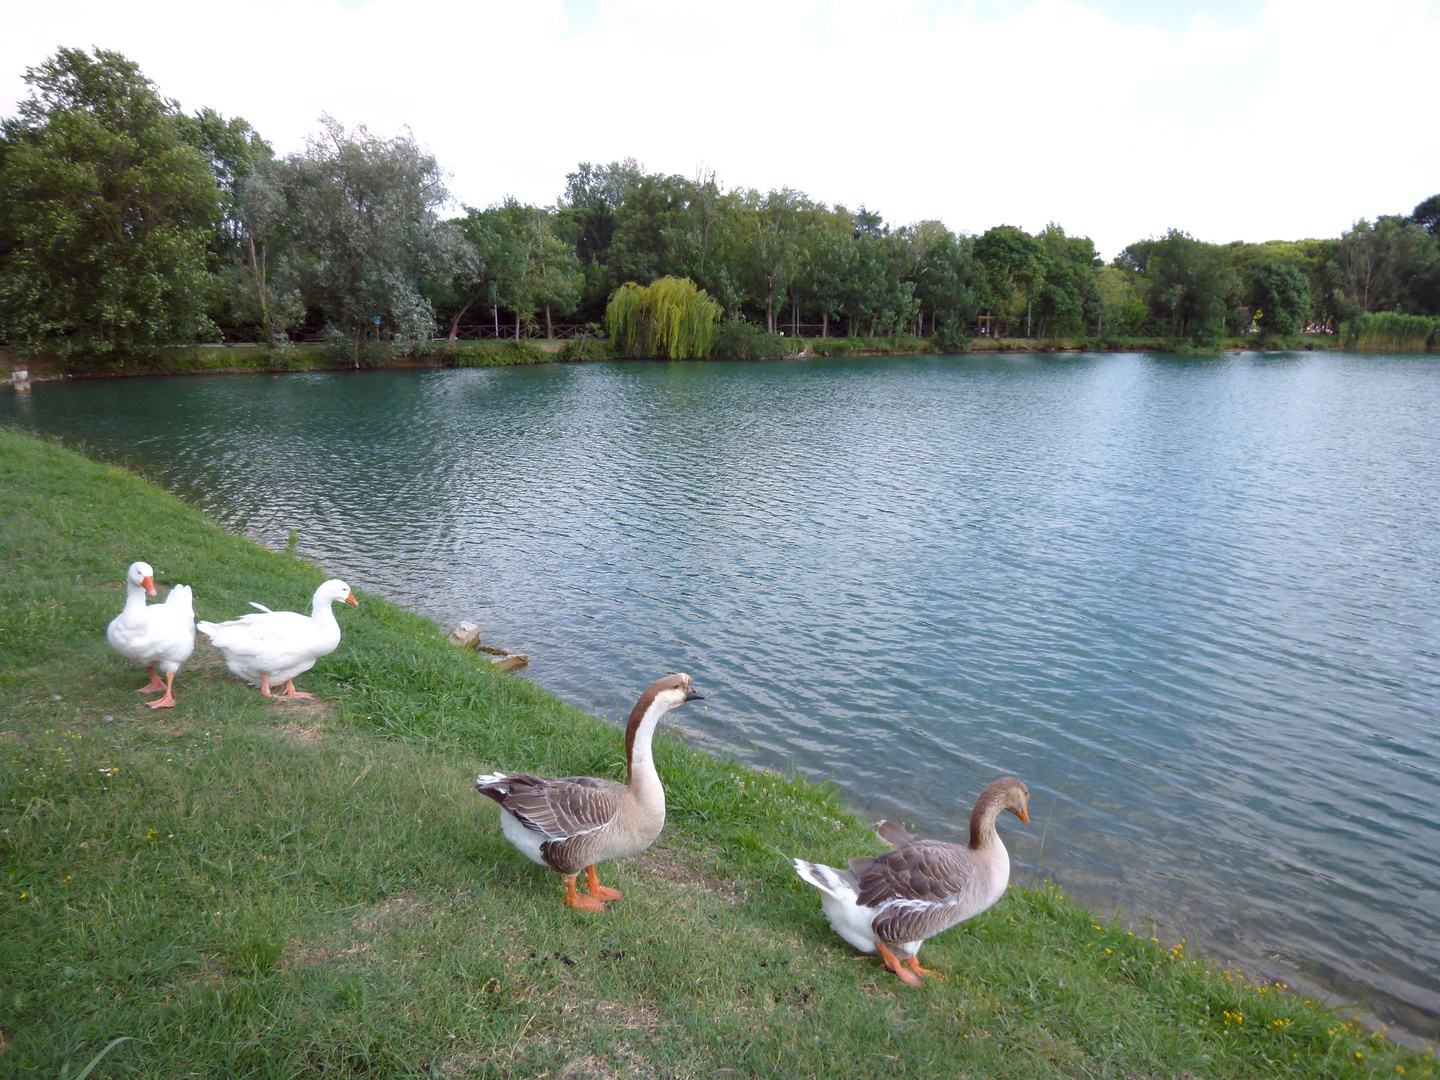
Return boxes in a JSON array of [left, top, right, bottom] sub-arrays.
[[968, 788, 1006, 850], [625, 685, 666, 785]]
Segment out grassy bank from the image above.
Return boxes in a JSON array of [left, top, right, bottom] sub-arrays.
[[2, 340, 572, 380], [0, 429, 1433, 1079]]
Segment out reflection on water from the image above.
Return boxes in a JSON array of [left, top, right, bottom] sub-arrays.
[[6, 353, 1440, 1035]]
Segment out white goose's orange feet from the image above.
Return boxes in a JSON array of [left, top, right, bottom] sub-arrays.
[[564, 875, 606, 912], [876, 941, 923, 987], [259, 673, 273, 697], [136, 667, 166, 693], [280, 680, 313, 700], [585, 865, 623, 901], [905, 955, 943, 979], [145, 672, 176, 709]]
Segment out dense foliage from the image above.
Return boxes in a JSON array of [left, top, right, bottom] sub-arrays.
[[3, 48, 1440, 360], [0, 49, 221, 363]]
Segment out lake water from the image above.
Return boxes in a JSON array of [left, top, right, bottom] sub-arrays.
[[5, 353, 1439, 1037]]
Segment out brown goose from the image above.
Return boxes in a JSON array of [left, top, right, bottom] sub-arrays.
[[475, 673, 703, 910], [794, 777, 1030, 985]]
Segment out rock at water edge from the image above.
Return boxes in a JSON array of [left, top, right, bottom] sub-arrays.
[[449, 621, 481, 649]]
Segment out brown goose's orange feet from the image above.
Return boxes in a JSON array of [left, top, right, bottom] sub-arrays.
[[876, 941, 922, 986], [905, 955, 943, 979], [145, 672, 176, 709], [136, 668, 166, 693], [564, 875, 606, 912], [585, 865, 623, 901]]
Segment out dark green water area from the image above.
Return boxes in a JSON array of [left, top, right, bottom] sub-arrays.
[[6, 351, 1438, 1034]]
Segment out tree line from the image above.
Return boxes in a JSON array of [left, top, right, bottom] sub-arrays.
[[3, 48, 1439, 364]]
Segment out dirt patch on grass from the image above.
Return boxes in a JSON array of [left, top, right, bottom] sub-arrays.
[[264, 694, 336, 722], [352, 892, 437, 934], [284, 938, 377, 970], [187, 649, 229, 675], [278, 722, 324, 745], [583, 999, 663, 1032], [556, 1054, 624, 1079], [185, 954, 228, 989], [148, 715, 196, 736], [0, 1029, 10, 1053], [635, 850, 742, 904]]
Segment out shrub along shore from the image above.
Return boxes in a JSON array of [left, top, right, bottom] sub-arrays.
[[0, 427, 1434, 1078]]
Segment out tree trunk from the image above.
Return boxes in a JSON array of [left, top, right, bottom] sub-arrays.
[[515, 309, 521, 341], [1026, 299, 1032, 338], [545, 303, 553, 339], [822, 310, 829, 338], [766, 290, 775, 335], [447, 298, 473, 344], [493, 304, 499, 338], [247, 233, 268, 346], [792, 300, 798, 338]]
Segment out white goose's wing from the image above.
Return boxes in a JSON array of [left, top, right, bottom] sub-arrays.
[[199, 610, 315, 664]]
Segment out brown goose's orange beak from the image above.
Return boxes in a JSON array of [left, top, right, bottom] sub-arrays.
[[1017, 806, 1031, 825], [345, 592, 359, 606], [141, 576, 157, 596]]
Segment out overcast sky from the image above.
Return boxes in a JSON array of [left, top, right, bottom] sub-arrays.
[[2, 0, 1437, 258]]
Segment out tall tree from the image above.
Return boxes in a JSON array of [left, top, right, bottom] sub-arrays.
[[908, 225, 978, 340], [1249, 261, 1311, 335], [0, 48, 221, 361], [796, 215, 856, 338], [1033, 224, 1101, 338], [974, 225, 1046, 337], [1412, 194, 1440, 238], [270, 116, 455, 358], [743, 189, 810, 335], [1337, 216, 1440, 316], [1118, 230, 1236, 342]]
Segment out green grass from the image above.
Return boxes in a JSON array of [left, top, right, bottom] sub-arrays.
[[0, 427, 1434, 1079]]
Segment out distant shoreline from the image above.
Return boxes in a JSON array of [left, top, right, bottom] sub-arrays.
[[4, 332, 1367, 383]]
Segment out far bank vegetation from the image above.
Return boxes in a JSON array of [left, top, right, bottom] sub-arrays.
[[2, 48, 1440, 370]]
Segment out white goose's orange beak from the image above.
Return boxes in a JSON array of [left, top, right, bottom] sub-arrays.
[[141, 576, 157, 596], [1017, 806, 1030, 825], [344, 592, 359, 606]]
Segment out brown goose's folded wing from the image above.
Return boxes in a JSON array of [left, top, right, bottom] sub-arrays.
[[850, 841, 984, 943], [479, 774, 625, 840]]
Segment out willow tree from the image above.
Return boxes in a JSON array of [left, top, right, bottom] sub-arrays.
[[605, 276, 722, 358]]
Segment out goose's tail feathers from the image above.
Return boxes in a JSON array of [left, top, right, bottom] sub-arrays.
[[793, 858, 857, 900], [164, 584, 194, 614], [476, 771, 509, 793]]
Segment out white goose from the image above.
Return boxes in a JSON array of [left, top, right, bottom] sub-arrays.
[[197, 579, 357, 698], [106, 560, 195, 709], [794, 777, 1030, 985]]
